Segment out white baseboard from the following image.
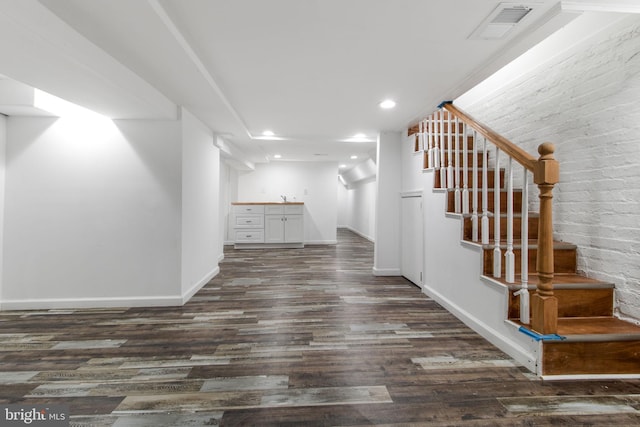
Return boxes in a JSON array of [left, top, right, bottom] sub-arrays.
[[421, 283, 538, 373], [181, 265, 220, 304], [372, 267, 401, 276], [0, 266, 221, 311], [304, 240, 338, 245], [0, 295, 184, 311], [343, 226, 374, 242]]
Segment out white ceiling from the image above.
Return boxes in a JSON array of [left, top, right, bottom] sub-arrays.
[[0, 0, 632, 169]]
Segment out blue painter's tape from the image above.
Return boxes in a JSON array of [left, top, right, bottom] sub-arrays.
[[437, 100, 453, 109], [518, 326, 565, 341]]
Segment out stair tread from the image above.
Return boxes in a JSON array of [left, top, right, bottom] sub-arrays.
[[481, 240, 577, 250], [513, 317, 640, 337], [556, 317, 640, 336], [495, 273, 614, 288]]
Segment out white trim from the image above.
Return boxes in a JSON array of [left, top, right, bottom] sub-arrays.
[[0, 295, 184, 311], [372, 267, 401, 276], [343, 226, 374, 243], [542, 373, 640, 381], [0, 266, 221, 311], [421, 283, 538, 372], [181, 266, 219, 304], [304, 240, 338, 245], [401, 190, 422, 198], [562, 1, 640, 13]]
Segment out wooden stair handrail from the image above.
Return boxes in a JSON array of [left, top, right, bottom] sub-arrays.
[[439, 102, 560, 335], [443, 103, 537, 172]]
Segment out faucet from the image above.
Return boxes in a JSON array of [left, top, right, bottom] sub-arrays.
[[280, 195, 287, 203]]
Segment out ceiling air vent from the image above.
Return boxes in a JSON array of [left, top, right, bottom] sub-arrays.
[[469, 3, 533, 40]]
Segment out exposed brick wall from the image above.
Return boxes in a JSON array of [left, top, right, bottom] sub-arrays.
[[458, 16, 640, 321]]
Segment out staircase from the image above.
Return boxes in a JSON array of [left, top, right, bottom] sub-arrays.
[[409, 103, 640, 378]]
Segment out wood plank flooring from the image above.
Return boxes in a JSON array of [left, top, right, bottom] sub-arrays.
[[2, 229, 640, 426]]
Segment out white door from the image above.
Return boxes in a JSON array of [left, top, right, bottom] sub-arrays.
[[401, 195, 423, 287]]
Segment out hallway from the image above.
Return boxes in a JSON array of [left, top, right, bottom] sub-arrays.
[[1, 229, 640, 426]]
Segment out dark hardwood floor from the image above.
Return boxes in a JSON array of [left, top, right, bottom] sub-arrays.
[[2, 229, 640, 426]]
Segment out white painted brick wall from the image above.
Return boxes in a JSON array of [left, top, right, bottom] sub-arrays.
[[458, 16, 640, 321]]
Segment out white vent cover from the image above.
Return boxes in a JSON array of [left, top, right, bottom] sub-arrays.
[[469, 3, 534, 40]]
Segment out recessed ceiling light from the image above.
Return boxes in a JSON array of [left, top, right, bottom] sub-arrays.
[[379, 99, 396, 109], [339, 164, 347, 168], [353, 133, 366, 138], [273, 154, 282, 159], [262, 130, 275, 136], [350, 155, 358, 160]]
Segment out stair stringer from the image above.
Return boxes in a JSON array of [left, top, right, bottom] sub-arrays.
[[420, 170, 540, 373]]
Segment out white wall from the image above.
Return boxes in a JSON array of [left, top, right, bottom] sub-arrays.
[[180, 108, 220, 301], [344, 177, 376, 241], [236, 161, 337, 244], [373, 131, 402, 275], [0, 115, 6, 304], [2, 116, 183, 308], [401, 135, 426, 193], [456, 14, 640, 321], [337, 179, 349, 227], [221, 162, 238, 245]]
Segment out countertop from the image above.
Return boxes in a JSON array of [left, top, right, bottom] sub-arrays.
[[231, 202, 304, 205]]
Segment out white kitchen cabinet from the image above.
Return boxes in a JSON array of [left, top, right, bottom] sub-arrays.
[[231, 204, 265, 247], [231, 203, 304, 248], [264, 204, 304, 244]]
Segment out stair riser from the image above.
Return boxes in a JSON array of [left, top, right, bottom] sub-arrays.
[[433, 152, 484, 168], [448, 189, 522, 213], [435, 169, 504, 189], [463, 216, 538, 241], [509, 288, 613, 319], [408, 121, 465, 136], [429, 135, 476, 150], [483, 247, 577, 275], [543, 341, 640, 376]]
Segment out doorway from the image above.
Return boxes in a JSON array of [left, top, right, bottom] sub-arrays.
[[401, 194, 423, 287]]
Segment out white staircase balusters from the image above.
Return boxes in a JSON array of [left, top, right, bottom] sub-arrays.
[[518, 170, 530, 324], [433, 114, 440, 170], [418, 119, 423, 152], [454, 117, 461, 212], [446, 111, 454, 190], [493, 146, 502, 279], [471, 129, 479, 242], [505, 157, 515, 283], [427, 116, 433, 168], [462, 122, 470, 215], [481, 137, 490, 245], [440, 110, 446, 188]]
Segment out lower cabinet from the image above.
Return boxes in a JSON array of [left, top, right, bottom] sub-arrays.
[[264, 204, 304, 244], [265, 213, 304, 243], [232, 203, 304, 248]]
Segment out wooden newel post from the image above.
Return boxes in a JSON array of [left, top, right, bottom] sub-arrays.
[[531, 142, 559, 335]]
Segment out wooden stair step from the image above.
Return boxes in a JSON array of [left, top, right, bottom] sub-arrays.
[[434, 135, 476, 150], [541, 317, 640, 376], [448, 188, 522, 213], [424, 151, 484, 170], [555, 316, 640, 336], [482, 241, 577, 276], [501, 273, 613, 288], [490, 272, 615, 319], [408, 121, 465, 136], [434, 167, 503, 189], [463, 213, 539, 241]]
